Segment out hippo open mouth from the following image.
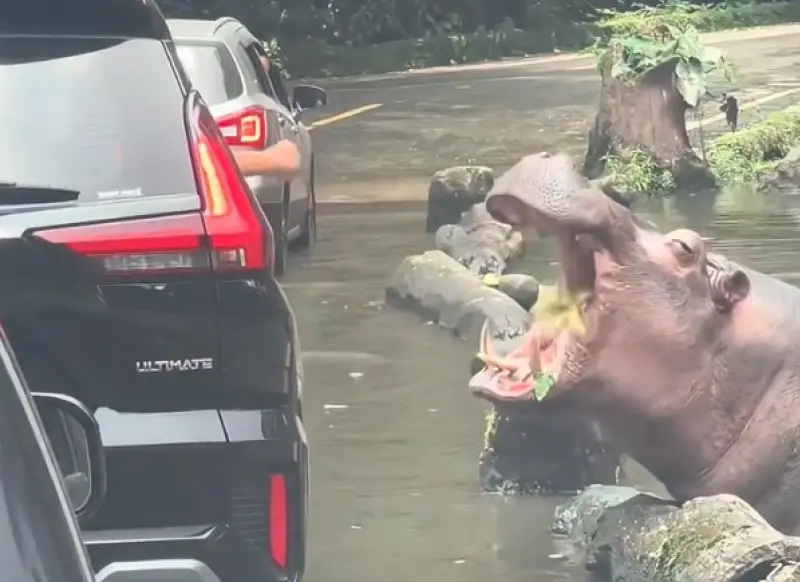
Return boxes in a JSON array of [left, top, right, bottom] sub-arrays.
[[467, 153, 629, 403], [469, 236, 600, 403]]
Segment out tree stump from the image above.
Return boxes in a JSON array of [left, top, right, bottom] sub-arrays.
[[583, 60, 715, 189]]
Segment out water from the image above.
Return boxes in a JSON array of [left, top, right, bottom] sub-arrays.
[[283, 189, 800, 582]]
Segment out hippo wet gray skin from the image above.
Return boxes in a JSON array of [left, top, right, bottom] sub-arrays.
[[470, 152, 800, 534]]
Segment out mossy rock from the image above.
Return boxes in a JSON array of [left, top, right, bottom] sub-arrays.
[[576, 492, 800, 581], [709, 105, 800, 185]]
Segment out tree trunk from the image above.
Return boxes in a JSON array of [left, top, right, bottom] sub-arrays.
[[583, 60, 715, 189]]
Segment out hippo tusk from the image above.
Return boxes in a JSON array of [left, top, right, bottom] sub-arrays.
[[477, 352, 521, 372], [477, 321, 522, 372], [479, 320, 495, 358]]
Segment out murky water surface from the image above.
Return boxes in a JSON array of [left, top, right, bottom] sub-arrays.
[[284, 189, 800, 582]]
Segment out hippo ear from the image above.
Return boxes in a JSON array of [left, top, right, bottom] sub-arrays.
[[713, 269, 750, 311]]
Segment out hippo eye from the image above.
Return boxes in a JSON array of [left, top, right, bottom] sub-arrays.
[[671, 238, 695, 256]]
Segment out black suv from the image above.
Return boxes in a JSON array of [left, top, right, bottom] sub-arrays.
[[1, 1, 308, 581]]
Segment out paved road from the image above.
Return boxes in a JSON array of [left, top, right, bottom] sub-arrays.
[[304, 25, 800, 204]]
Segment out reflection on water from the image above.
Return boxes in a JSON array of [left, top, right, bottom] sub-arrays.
[[285, 188, 800, 582]]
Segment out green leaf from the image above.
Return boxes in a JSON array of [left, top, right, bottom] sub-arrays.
[[533, 373, 556, 402], [700, 45, 724, 68], [611, 59, 632, 78], [675, 58, 705, 107]]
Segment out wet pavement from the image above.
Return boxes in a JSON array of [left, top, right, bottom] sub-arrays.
[[287, 26, 800, 582]]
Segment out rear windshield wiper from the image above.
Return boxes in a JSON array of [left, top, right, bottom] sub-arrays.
[[0, 182, 80, 205]]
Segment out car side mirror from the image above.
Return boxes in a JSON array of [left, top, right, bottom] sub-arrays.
[[34, 392, 106, 526], [292, 84, 328, 112]]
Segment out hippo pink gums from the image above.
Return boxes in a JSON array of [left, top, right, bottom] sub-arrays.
[[469, 152, 800, 534]]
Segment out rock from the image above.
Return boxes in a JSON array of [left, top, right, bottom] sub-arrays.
[[768, 563, 800, 581], [480, 406, 622, 494], [426, 166, 494, 233], [784, 146, 800, 163], [555, 489, 800, 582], [758, 157, 800, 192], [433, 224, 467, 256], [434, 202, 524, 277], [484, 273, 539, 311], [553, 484, 647, 542], [385, 250, 530, 339]]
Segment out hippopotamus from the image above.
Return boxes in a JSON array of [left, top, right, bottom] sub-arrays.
[[469, 152, 800, 534]]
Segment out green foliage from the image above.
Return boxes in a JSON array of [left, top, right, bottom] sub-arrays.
[[597, 0, 800, 39], [594, 4, 734, 107], [708, 105, 800, 183], [604, 149, 677, 195], [158, 1, 800, 78], [596, 1, 718, 39], [261, 38, 290, 79]]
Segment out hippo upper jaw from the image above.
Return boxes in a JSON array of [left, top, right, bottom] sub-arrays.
[[484, 153, 637, 263]]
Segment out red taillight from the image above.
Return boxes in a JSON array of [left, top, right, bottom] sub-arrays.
[[33, 96, 272, 275], [189, 100, 269, 271], [217, 106, 268, 150], [269, 474, 288, 569], [34, 215, 211, 274]]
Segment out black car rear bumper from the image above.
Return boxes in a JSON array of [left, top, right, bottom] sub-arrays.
[[87, 409, 308, 582], [86, 524, 291, 581], [96, 557, 225, 582]]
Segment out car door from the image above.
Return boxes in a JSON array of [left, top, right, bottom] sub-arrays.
[[266, 62, 314, 227], [239, 38, 308, 234]]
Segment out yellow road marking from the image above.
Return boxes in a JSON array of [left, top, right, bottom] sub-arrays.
[[309, 103, 383, 128], [687, 87, 800, 130]]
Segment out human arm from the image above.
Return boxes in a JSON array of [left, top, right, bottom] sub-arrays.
[[232, 139, 300, 178]]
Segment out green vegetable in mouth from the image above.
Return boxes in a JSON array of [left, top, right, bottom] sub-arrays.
[[533, 372, 557, 401], [533, 285, 589, 338]]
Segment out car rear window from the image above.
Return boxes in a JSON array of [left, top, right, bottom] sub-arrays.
[[174, 41, 244, 106], [0, 36, 197, 202]]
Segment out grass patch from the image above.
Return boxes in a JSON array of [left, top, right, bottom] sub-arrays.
[[606, 106, 800, 192], [604, 150, 677, 196], [708, 105, 800, 183]]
